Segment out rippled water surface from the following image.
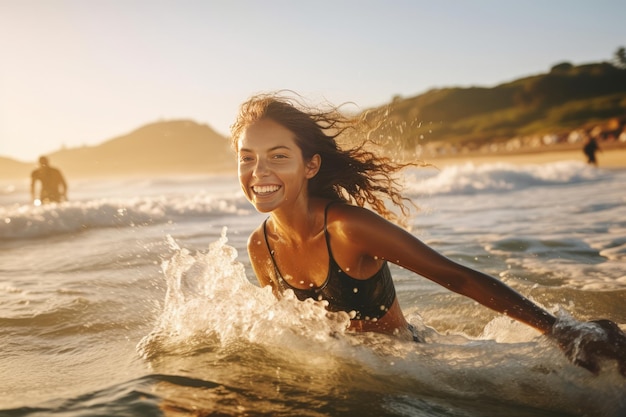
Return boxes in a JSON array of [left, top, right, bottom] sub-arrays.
[[1, 161, 624, 416]]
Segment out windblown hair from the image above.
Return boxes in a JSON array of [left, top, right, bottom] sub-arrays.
[[230, 92, 417, 223]]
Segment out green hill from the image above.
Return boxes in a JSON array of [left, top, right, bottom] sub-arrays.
[[365, 62, 626, 153]]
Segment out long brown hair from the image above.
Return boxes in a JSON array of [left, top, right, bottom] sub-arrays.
[[230, 92, 417, 223]]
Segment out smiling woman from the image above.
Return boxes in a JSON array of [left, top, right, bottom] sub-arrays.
[[236, 119, 316, 213], [230, 94, 413, 223], [228, 91, 626, 374]]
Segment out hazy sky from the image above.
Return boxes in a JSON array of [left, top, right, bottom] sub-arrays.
[[1, 0, 625, 161]]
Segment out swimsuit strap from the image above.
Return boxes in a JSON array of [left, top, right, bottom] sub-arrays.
[[323, 200, 343, 257], [322, 200, 392, 281], [262, 218, 283, 280]]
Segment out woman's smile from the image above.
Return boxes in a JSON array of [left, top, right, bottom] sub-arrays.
[[252, 184, 281, 196]]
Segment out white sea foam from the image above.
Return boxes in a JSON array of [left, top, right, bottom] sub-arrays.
[[0, 194, 248, 240], [405, 161, 604, 196]]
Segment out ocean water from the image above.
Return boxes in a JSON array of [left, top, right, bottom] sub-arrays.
[[0, 160, 624, 417]]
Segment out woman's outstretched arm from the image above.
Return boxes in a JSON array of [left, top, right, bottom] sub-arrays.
[[332, 205, 626, 375]]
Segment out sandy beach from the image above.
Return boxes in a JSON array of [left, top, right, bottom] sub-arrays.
[[426, 143, 626, 169]]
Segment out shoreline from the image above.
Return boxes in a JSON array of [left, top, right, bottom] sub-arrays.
[[424, 145, 626, 169]]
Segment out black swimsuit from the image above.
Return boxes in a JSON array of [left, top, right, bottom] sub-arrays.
[[263, 202, 397, 321]]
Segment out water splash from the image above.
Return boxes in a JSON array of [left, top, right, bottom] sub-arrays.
[[136, 228, 352, 359]]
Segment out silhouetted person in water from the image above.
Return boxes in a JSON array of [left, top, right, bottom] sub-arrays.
[[583, 137, 600, 166], [31, 156, 68, 204]]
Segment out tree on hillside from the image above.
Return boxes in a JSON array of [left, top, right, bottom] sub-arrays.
[[550, 62, 573, 73], [614, 46, 626, 69]]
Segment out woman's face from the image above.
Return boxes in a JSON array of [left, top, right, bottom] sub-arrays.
[[236, 118, 318, 213]]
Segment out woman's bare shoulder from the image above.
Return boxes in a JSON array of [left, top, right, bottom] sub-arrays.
[[328, 202, 394, 225], [247, 223, 267, 253], [245, 222, 276, 288], [327, 201, 373, 218], [326, 203, 401, 241]]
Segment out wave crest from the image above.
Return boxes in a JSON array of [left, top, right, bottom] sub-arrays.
[[407, 161, 604, 196]]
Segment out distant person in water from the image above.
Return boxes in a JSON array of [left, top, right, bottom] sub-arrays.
[[31, 156, 68, 204], [230, 92, 626, 376], [583, 137, 600, 166]]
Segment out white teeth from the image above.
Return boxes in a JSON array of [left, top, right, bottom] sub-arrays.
[[253, 185, 280, 195]]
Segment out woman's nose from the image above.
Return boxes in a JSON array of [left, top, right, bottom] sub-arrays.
[[253, 159, 269, 177]]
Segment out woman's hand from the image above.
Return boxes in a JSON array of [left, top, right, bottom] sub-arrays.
[[550, 318, 626, 376]]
